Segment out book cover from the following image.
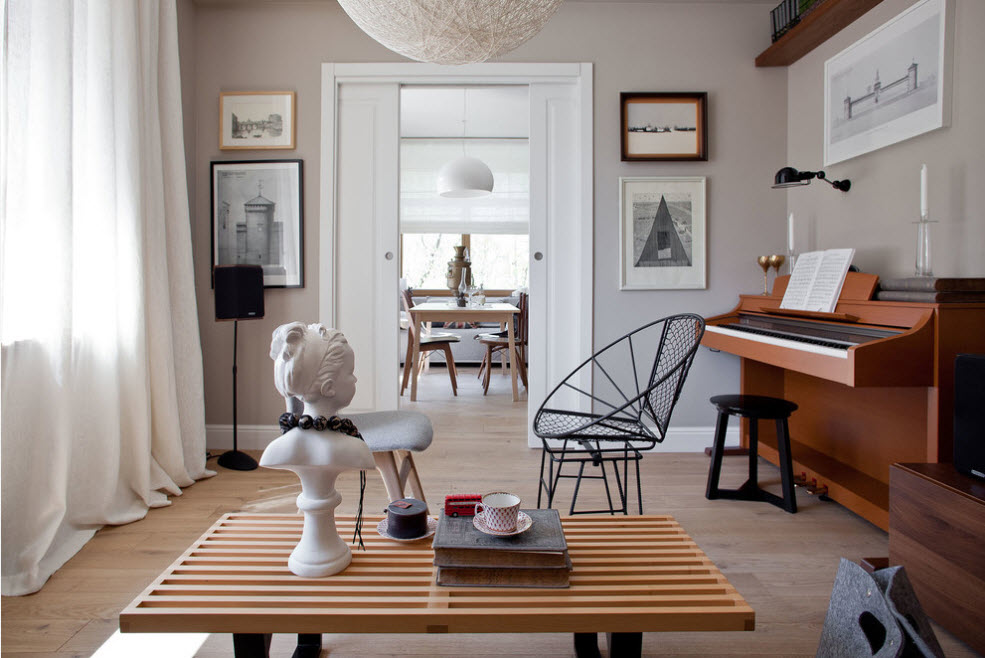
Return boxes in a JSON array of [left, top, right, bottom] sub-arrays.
[[875, 290, 985, 303], [434, 547, 567, 569], [878, 277, 985, 293], [435, 561, 571, 589], [432, 508, 567, 553]]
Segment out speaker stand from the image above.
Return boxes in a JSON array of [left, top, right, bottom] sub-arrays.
[[218, 320, 258, 471]]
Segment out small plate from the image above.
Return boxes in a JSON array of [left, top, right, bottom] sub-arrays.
[[376, 516, 437, 542], [473, 510, 533, 537]]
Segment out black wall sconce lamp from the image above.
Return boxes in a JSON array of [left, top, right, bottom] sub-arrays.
[[773, 166, 851, 192]]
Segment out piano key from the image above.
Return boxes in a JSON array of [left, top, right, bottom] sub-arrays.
[[705, 324, 850, 359]]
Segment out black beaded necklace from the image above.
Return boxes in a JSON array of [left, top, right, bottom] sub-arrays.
[[278, 413, 367, 550]]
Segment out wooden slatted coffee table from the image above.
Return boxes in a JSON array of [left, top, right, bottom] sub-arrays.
[[120, 513, 753, 657]]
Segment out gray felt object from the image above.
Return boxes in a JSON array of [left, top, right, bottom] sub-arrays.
[[816, 559, 944, 658], [347, 410, 433, 453]]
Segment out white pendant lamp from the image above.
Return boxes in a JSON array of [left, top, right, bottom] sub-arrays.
[[336, 0, 563, 66], [437, 156, 494, 198]]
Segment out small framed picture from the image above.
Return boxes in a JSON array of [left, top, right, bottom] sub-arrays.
[[219, 91, 296, 150], [619, 176, 706, 290], [211, 160, 303, 288], [620, 92, 708, 161]]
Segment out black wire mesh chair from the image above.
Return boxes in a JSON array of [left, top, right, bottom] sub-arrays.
[[534, 314, 705, 515]]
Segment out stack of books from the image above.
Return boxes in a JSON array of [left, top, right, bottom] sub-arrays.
[[432, 508, 570, 588], [877, 277, 985, 303]]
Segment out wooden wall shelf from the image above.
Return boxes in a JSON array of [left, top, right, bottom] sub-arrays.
[[755, 0, 885, 67]]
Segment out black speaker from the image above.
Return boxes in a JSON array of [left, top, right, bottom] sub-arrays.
[[954, 353, 985, 480], [214, 265, 264, 320]]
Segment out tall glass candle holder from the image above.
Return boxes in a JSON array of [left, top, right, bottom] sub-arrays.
[[914, 215, 936, 277]]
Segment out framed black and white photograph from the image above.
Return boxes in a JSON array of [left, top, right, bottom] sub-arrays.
[[619, 176, 706, 290], [219, 91, 296, 150], [824, 0, 950, 166], [211, 160, 303, 288], [620, 92, 708, 161]]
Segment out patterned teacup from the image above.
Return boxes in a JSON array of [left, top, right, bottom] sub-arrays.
[[475, 492, 521, 532]]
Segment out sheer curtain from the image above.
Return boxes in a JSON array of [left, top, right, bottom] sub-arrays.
[[1, 0, 212, 595]]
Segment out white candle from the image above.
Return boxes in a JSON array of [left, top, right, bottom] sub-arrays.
[[787, 212, 795, 252], [920, 164, 928, 218]]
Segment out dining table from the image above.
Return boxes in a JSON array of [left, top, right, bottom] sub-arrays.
[[408, 301, 521, 402]]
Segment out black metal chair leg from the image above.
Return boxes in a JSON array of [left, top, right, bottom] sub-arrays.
[[570, 461, 587, 515], [775, 418, 797, 513], [596, 449, 616, 515], [634, 450, 644, 514], [537, 445, 547, 508]]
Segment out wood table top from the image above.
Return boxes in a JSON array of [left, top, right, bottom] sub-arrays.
[[120, 513, 754, 636]]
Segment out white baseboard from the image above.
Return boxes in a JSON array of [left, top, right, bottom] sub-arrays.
[[207, 424, 740, 454]]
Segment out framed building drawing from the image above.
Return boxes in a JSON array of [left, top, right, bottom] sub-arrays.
[[619, 176, 706, 290], [620, 92, 708, 161], [211, 160, 303, 288], [824, 0, 950, 166], [219, 91, 296, 150]]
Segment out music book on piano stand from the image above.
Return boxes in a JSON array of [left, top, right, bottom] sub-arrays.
[[780, 249, 855, 314]]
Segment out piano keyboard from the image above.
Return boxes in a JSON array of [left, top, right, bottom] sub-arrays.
[[705, 324, 850, 358]]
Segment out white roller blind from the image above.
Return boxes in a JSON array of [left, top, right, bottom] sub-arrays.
[[400, 139, 529, 235]]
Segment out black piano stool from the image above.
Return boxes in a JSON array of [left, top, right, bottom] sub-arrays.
[[705, 394, 797, 514]]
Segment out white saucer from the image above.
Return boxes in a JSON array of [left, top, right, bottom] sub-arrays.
[[473, 510, 533, 537], [376, 516, 437, 542]]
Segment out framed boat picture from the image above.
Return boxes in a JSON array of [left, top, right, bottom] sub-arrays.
[[619, 176, 706, 290], [620, 92, 708, 161]]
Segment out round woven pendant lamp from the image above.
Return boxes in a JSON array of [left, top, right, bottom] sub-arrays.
[[336, 0, 563, 65]]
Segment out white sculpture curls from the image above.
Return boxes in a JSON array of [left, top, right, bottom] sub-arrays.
[[261, 322, 375, 577]]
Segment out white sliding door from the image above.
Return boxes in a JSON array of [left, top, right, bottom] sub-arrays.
[[331, 81, 400, 413], [322, 64, 592, 436]]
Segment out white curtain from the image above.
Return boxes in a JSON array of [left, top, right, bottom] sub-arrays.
[[400, 138, 529, 235], [0, 0, 212, 595]]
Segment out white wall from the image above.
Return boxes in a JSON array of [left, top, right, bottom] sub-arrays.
[[188, 1, 787, 435]]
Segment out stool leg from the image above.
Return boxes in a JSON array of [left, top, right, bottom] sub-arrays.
[[747, 418, 759, 489], [775, 418, 797, 513], [399, 450, 427, 503], [705, 411, 730, 499], [373, 451, 404, 502]]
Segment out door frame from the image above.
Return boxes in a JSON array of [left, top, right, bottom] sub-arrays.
[[320, 62, 593, 445]]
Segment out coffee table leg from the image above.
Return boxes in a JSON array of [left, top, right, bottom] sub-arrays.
[[232, 633, 271, 658], [292, 633, 322, 658], [607, 632, 642, 657], [573, 632, 601, 657]]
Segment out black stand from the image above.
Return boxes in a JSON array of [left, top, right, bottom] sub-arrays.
[[218, 320, 258, 471]]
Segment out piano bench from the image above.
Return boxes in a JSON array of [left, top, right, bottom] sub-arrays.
[[705, 394, 798, 514]]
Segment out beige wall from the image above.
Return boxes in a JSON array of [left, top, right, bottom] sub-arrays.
[[187, 1, 788, 432], [785, 0, 985, 277]]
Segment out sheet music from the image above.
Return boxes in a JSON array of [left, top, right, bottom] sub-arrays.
[[780, 248, 855, 313]]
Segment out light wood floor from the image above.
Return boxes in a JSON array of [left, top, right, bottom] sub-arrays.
[[2, 367, 978, 657]]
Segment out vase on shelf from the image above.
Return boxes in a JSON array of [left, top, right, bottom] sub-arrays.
[[914, 216, 935, 277]]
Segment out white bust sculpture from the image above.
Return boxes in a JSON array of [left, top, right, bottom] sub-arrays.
[[261, 322, 375, 577]]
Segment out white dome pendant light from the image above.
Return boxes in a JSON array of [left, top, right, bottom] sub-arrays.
[[437, 156, 494, 198], [437, 89, 494, 198]]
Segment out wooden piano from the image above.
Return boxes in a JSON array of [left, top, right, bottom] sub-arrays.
[[703, 272, 985, 530]]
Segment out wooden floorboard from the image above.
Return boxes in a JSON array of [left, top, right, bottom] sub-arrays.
[[1, 367, 979, 656]]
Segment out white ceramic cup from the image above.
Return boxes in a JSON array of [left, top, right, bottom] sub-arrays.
[[474, 492, 521, 532]]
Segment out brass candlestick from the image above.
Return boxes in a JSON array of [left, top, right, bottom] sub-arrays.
[[757, 256, 770, 295], [768, 254, 785, 294]]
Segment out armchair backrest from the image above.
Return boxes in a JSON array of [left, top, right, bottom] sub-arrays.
[[641, 314, 705, 436]]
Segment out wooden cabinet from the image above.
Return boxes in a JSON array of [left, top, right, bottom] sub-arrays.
[[889, 463, 985, 655]]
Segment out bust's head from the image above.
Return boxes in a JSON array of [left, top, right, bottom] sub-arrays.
[[270, 323, 357, 414]]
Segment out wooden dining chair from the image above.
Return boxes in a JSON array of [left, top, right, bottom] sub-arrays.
[[476, 292, 528, 395], [400, 289, 460, 396]]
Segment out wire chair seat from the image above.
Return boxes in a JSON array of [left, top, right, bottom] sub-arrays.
[[533, 314, 705, 515]]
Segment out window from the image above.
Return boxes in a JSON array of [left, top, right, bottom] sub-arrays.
[[400, 138, 529, 292]]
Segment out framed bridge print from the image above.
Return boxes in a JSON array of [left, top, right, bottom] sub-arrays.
[[219, 91, 296, 150], [620, 92, 708, 161], [824, 0, 950, 165], [619, 176, 706, 290], [211, 159, 303, 288]]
